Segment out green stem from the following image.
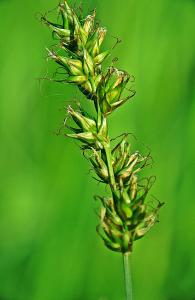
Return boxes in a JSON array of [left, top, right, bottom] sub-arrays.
[[123, 253, 132, 300], [104, 141, 117, 191], [97, 105, 116, 192]]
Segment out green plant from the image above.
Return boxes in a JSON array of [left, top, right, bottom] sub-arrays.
[[41, 1, 163, 299]]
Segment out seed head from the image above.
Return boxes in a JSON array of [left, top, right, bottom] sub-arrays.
[[42, 1, 163, 255]]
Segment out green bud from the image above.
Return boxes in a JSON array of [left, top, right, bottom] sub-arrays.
[[104, 68, 129, 94], [97, 68, 133, 114], [72, 11, 88, 47], [122, 232, 131, 253], [126, 152, 140, 167], [103, 239, 121, 252], [83, 61, 89, 76], [121, 188, 131, 204], [120, 202, 133, 219], [97, 80, 106, 100], [53, 55, 70, 68], [94, 74, 102, 88], [113, 152, 127, 174], [83, 49, 94, 76], [98, 28, 107, 47], [109, 227, 123, 244], [94, 51, 110, 65], [123, 144, 131, 165], [86, 28, 107, 57], [47, 50, 83, 75], [83, 10, 96, 35], [66, 131, 95, 143], [120, 136, 129, 153], [90, 149, 109, 181], [112, 136, 127, 157], [135, 213, 157, 239], [106, 87, 122, 104], [42, 17, 70, 38], [88, 77, 97, 93], [51, 27, 70, 38], [106, 210, 123, 226], [114, 197, 132, 221], [85, 30, 99, 55], [108, 95, 133, 112], [130, 175, 137, 200], [98, 116, 108, 138], [67, 75, 87, 84], [78, 27, 88, 47], [67, 106, 97, 132], [117, 153, 139, 180], [102, 223, 122, 245], [96, 225, 121, 252], [104, 67, 116, 92], [80, 80, 93, 94], [66, 59, 83, 75], [58, 3, 70, 30], [63, 1, 74, 25], [99, 97, 111, 115]]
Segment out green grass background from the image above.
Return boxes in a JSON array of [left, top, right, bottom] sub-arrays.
[[0, 0, 195, 299]]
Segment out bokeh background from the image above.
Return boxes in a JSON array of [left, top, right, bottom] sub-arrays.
[[0, 0, 195, 299]]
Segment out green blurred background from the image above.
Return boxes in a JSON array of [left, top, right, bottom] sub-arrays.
[[0, 0, 195, 299]]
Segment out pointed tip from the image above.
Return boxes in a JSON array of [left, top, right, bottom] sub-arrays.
[[64, 0, 71, 12], [92, 9, 96, 18], [46, 48, 57, 60], [67, 105, 73, 114]]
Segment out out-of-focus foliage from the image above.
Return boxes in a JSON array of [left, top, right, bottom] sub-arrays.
[[0, 0, 195, 300]]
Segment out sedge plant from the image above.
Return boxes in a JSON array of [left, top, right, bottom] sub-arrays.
[[41, 1, 163, 299]]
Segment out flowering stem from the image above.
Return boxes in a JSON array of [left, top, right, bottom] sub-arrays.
[[123, 253, 133, 300], [103, 122, 133, 300], [41, 2, 164, 300]]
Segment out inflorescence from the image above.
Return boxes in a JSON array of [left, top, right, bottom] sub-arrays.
[[42, 1, 163, 254]]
